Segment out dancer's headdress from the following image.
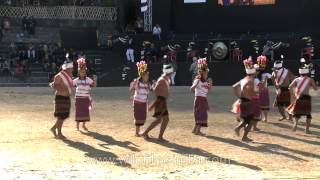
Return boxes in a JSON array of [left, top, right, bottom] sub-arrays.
[[197, 58, 209, 72], [243, 57, 256, 75], [274, 55, 284, 69], [163, 64, 174, 74], [77, 58, 86, 74], [136, 60, 148, 76], [257, 55, 267, 69], [299, 65, 310, 75], [62, 60, 73, 70]]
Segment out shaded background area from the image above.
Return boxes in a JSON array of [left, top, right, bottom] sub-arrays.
[[150, 0, 320, 34]]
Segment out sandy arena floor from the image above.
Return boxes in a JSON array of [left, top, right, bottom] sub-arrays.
[[0, 87, 319, 179]]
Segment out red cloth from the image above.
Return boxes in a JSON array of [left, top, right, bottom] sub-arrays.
[[194, 96, 209, 127]]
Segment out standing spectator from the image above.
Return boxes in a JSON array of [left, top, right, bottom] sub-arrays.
[[186, 42, 199, 62], [150, 43, 159, 62], [106, 33, 113, 50], [27, 44, 36, 60], [135, 17, 144, 33], [126, 37, 134, 63], [29, 16, 36, 35], [171, 61, 178, 86], [152, 24, 162, 40], [189, 57, 198, 81], [22, 16, 28, 33]]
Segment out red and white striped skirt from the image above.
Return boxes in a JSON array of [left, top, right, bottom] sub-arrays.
[[133, 101, 147, 126], [75, 96, 91, 122], [259, 88, 270, 110], [194, 96, 209, 127]]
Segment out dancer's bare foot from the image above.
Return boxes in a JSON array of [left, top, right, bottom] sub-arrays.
[[195, 132, 206, 136], [278, 117, 286, 121], [141, 133, 150, 140], [158, 136, 168, 142], [262, 119, 267, 123], [253, 128, 261, 132], [57, 134, 67, 140], [234, 128, 240, 137], [83, 126, 88, 131], [50, 128, 57, 138], [292, 126, 297, 132], [242, 137, 253, 142], [135, 133, 141, 137]]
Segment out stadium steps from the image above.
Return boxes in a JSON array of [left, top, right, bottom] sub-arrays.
[[31, 71, 48, 78], [1, 26, 61, 44]]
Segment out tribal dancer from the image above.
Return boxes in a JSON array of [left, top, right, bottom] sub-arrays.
[[130, 61, 151, 137], [233, 58, 258, 142], [50, 60, 74, 139], [256, 55, 272, 122], [191, 58, 212, 136], [142, 64, 174, 141], [272, 59, 295, 121], [73, 58, 97, 131], [287, 66, 317, 134], [251, 64, 262, 131]]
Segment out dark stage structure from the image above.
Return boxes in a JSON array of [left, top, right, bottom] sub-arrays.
[[99, 0, 320, 86]]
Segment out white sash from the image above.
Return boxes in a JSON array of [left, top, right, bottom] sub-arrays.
[[59, 71, 73, 94], [295, 77, 310, 98], [240, 77, 251, 91], [276, 68, 288, 86]]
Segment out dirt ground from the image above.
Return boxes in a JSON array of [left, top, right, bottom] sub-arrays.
[[0, 87, 319, 180]]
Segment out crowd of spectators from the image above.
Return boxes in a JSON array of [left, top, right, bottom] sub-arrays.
[[0, 42, 97, 81]]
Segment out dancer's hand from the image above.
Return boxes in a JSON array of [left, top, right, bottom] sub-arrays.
[[208, 78, 213, 86]]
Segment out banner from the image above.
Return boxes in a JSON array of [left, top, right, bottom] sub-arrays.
[[184, 0, 206, 3]]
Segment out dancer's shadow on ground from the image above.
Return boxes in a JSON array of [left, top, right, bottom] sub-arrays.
[[258, 130, 320, 146], [205, 135, 319, 161], [270, 122, 320, 137], [147, 138, 262, 171], [81, 131, 140, 152], [62, 139, 131, 167]]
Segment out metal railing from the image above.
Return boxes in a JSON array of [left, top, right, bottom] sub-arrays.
[[0, 6, 117, 21]]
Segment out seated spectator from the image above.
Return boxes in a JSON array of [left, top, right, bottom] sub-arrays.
[[14, 62, 23, 78], [2, 60, 10, 76], [152, 24, 162, 40], [2, 18, 11, 33]]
